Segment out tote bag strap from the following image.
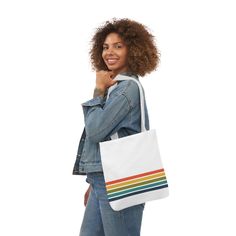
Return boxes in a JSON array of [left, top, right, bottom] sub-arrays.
[[106, 74, 147, 139]]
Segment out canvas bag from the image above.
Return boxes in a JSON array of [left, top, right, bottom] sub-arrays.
[[99, 74, 169, 211]]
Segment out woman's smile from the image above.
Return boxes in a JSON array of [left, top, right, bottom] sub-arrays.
[[106, 57, 119, 65], [102, 32, 128, 74]]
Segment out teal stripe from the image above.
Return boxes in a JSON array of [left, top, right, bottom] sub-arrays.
[[109, 184, 169, 202], [107, 180, 168, 199], [107, 176, 167, 194]]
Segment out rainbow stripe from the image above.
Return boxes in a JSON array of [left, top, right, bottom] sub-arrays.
[[105, 169, 168, 202]]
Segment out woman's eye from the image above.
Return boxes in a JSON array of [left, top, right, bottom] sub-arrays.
[[115, 44, 122, 48]]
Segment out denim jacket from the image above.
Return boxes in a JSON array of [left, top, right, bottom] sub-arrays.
[[72, 73, 150, 175]]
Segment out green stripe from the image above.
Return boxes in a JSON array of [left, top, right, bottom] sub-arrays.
[[107, 180, 168, 199], [107, 176, 167, 194]]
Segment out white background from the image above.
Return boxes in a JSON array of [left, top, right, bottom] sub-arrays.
[[0, 0, 236, 235]]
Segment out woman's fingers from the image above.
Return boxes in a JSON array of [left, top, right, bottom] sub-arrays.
[[96, 71, 117, 89], [84, 185, 91, 207]]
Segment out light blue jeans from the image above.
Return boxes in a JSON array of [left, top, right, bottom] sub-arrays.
[[79, 172, 145, 236]]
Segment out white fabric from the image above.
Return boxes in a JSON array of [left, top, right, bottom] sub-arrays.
[[99, 74, 169, 211]]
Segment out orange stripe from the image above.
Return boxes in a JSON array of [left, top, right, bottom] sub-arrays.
[[106, 172, 165, 190], [106, 169, 165, 185]]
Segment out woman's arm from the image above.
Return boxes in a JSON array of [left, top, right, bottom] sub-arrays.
[[82, 79, 139, 143]]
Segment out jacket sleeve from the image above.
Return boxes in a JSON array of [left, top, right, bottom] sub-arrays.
[[81, 82, 134, 143]]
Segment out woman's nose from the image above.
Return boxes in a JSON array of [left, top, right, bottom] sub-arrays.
[[106, 47, 114, 55]]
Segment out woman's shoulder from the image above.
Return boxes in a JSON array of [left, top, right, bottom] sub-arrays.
[[113, 75, 139, 94], [112, 75, 143, 107]]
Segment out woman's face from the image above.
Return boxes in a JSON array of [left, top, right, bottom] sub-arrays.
[[102, 32, 128, 75]]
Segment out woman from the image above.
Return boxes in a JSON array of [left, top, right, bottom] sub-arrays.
[[73, 18, 160, 236]]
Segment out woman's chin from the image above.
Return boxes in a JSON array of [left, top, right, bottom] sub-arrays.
[[107, 65, 117, 71]]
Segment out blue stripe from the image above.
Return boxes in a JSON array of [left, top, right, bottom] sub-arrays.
[[108, 184, 169, 202], [108, 180, 168, 198]]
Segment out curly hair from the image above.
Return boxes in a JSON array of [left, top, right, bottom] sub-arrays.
[[89, 18, 160, 77]]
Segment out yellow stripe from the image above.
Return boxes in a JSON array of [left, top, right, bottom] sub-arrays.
[[106, 172, 166, 190]]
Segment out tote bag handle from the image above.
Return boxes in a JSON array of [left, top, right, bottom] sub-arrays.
[[106, 75, 147, 139]]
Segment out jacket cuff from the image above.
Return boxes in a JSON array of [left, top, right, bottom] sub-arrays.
[[81, 96, 105, 118]]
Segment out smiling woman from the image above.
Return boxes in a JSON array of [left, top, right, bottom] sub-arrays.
[[102, 33, 128, 75], [90, 18, 159, 77], [73, 18, 160, 236]]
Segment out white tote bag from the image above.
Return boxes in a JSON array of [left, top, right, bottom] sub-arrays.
[[99, 75, 169, 211]]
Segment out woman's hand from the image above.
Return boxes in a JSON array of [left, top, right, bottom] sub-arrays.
[[84, 185, 91, 207], [95, 70, 117, 90]]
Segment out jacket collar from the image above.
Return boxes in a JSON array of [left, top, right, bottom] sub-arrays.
[[119, 72, 139, 80]]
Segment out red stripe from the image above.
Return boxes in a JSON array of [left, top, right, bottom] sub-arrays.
[[106, 169, 165, 185]]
